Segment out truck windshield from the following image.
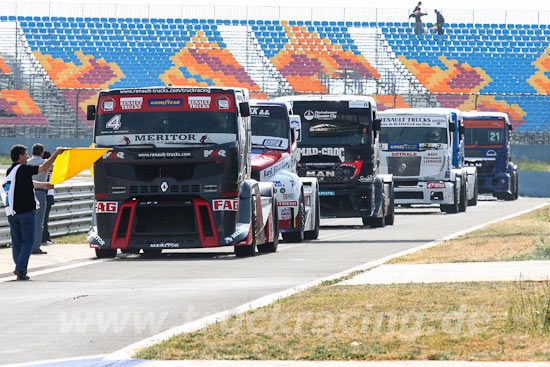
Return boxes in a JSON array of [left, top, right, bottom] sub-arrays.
[[251, 105, 289, 150], [291, 101, 370, 146], [379, 127, 448, 144], [95, 111, 237, 147], [465, 128, 505, 146]]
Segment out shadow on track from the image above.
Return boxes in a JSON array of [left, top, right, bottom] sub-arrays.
[[115, 250, 277, 261]]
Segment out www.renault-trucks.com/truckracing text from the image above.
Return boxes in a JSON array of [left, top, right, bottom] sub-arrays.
[[86, 87, 278, 258], [275, 95, 395, 228]]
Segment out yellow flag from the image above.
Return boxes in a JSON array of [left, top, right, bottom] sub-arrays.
[[51, 148, 111, 185]]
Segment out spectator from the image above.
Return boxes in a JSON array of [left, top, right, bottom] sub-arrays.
[[41, 150, 55, 246], [435, 9, 445, 35], [1, 145, 65, 280], [413, 1, 422, 12], [409, 8, 427, 35], [27, 143, 48, 255]]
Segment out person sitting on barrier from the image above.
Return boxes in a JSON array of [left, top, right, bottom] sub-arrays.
[[435, 9, 445, 35], [1, 145, 65, 280], [41, 150, 56, 246]]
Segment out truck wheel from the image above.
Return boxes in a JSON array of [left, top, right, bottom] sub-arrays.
[[458, 178, 467, 212], [441, 181, 459, 213], [282, 191, 305, 243], [504, 170, 519, 201], [142, 249, 162, 259], [95, 248, 117, 258], [513, 170, 519, 200], [468, 176, 478, 206], [369, 193, 386, 228], [384, 183, 395, 226], [258, 193, 279, 253], [304, 189, 320, 240], [235, 198, 257, 257]]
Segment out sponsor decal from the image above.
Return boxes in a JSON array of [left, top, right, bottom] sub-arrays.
[[120, 136, 131, 145], [102, 97, 115, 111], [95, 201, 118, 213], [103, 151, 125, 159], [224, 225, 248, 244], [213, 199, 239, 211], [134, 134, 198, 143], [358, 175, 374, 183], [89, 231, 105, 246], [278, 200, 298, 207], [299, 147, 345, 162], [105, 114, 122, 130], [137, 152, 191, 158], [150, 242, 180, 248], [272, 180, 284, 187], [204, 149, 226, 158], [119, 88, 210, 94], [306, 171, 335, 178], [120, 97, 143, 110], [349, 100, 370, 109], [148, 98, 183, 107], [445, 170, 450, 178], [303, 110, 337, 121], [381, 116, 447, 127], [424, 158, 443, 164], [188, 96, 211, 109], [216, 96, 230, 110], [427, 182, 446, 189], [319, 191, 336, 196], [250, 107, 271, 116], [261, 156, 292, 179], [96, 133, 236, 147], [392, 152, 417, 157], [262, 138, 283, 147], [388, 143, 419, 151], [486, 150, 497, 157]]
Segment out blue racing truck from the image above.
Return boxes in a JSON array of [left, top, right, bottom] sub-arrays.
[[462, 111, 518, 201]]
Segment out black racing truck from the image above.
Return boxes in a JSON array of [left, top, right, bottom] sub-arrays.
[[275, 95, 394, 227], [86, 87, 278, 258]]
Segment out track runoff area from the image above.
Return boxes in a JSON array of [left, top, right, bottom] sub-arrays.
[[0, 196, 546, 365]]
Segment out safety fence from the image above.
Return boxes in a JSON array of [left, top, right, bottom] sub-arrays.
[[0, 182, 93, 247]]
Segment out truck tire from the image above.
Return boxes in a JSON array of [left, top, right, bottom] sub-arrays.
[[142, 249, 162, 259], [504, 170, 519, 201], [384, 183, 395, 226], [304, 189, 320, 240], [235, 198, 257, 257], [95, 248, 117, 258], [441, 181, 459, 213], [368, 193, 386, 228], [468, 176, 478, 206], [258, 193, 279, 253], [458, 178, 467, 212], [514, 170, 519, 200], [282, 191, 305, 243]]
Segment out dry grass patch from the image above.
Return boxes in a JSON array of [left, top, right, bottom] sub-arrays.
[[390, 205, 550, 264], [54, 232, 88, 244], [136, 282, 550, 361]]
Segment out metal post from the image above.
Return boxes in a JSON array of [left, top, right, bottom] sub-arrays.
[[75, 89, 81, 139]]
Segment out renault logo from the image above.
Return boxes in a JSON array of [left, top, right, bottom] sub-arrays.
[[160, 181, 169, 192], [398, 162, 407, 174]]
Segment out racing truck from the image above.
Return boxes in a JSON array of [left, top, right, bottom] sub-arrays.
[[275, 95, 394, 228], [250, 100, 320, 242], [86, 87, 278, 258], [378, 108, 478, 213], [463, 111, 518, 200]]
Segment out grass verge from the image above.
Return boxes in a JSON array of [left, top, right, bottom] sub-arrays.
[[389, 205, 550, 264], [136, 281, 550, 361], [516, 160, 550, 172], [53, 232, 88, 244], [0, 155, 12, 165]]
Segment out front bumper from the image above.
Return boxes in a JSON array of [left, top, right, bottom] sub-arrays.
[[478, 173, 512, 194], [394, 181, 455, 205]]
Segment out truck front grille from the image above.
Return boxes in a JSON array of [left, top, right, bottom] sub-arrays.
[[297, 165, 356, 183], [386, 157, 422, 177], [122, 184, 220, 195]]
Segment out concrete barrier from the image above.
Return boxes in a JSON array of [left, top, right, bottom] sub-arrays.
[[512, 145, 550, 162], [518, 170, 550, 197]]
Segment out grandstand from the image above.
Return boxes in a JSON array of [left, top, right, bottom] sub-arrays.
[[1, 4, 550, 140]]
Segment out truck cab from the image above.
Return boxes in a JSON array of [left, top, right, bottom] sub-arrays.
[[378, 108, 478, 213], [86, 87, 278, 258], [274, 95, 394, 227], [463, 111, 518, 200], [250, 100, 320, 242]]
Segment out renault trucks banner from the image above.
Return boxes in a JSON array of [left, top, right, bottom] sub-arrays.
[[464, 119, 505, 128], [98, 93, 235, 114], [380, 115, 447, 127]]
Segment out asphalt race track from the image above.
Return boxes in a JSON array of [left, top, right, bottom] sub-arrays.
[[0, 196, 547, 364]]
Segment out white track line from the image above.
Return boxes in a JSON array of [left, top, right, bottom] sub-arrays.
[[1, 354, 105, 367], [106, 201, 549, 361], [0, 258, 114, 283]]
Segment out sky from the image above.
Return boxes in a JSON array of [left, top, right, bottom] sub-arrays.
[[10, 0, 550, 11]]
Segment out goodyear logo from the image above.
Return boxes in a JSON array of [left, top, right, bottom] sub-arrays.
[[388, 143, 419, 151], [148, 98, 184, 107]]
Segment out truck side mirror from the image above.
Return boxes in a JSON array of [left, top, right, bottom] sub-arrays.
[[239, 102, 250, 117], [373, 118, 381, 132], [449, 121, 456, 132], [507, 124, 513, 132], [87, 105, 96, 121], [289, 115, 301, 130], [459, 124, 465, 135]]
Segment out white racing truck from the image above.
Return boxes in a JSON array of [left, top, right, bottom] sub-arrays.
[[250, 100, 320, 242], [378, 108, 478, 213]]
